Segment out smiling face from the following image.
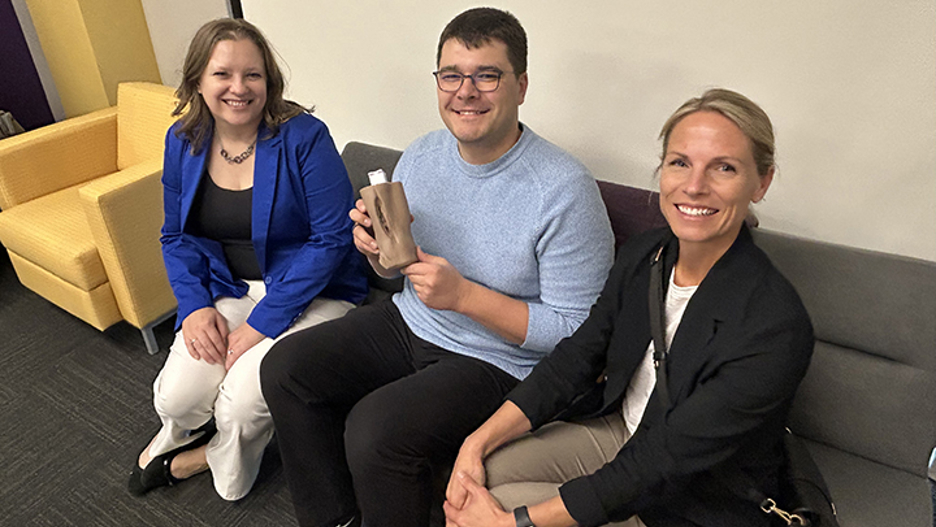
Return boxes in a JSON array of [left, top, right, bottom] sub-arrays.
[[198, 38, 267, 133], [436, 38, 528, 165], [660, 110, 773, 258]]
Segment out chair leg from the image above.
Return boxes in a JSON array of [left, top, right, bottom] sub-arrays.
[[141, 326, 159, 355], [140, 309, 176, 355]]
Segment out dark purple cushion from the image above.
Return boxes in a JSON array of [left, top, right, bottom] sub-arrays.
[[597, 180, 668, 250]]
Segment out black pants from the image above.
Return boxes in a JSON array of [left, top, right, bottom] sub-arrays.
[[260, 299, 518, 527]]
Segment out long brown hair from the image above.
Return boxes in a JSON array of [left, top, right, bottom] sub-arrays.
[[172, 18, 308, 153]]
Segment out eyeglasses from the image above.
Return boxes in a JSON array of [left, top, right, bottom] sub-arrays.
[[432, 70, 511, 92]]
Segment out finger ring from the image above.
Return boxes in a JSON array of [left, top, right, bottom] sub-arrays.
[[227, 349, 233, 355], [191, 338, 197, 344]]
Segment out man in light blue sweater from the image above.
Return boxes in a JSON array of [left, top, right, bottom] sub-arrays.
[[261, 8, 613, 527]]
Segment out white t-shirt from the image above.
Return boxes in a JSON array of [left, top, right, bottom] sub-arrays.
[[622, 269, 698, 435]]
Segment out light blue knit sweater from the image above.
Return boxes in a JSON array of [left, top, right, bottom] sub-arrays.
[[392, 125, 614, 379]]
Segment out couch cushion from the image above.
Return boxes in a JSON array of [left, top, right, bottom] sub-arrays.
[[806, 439, 932, 527], [596, 181, 667, 250], [753, 229, 936, 371], [117, 82, 178, 170], [790, 340, 936, 476], [753, 229, 936, 477], [7, 250, 121, 330], [0, 184, 107, 290]]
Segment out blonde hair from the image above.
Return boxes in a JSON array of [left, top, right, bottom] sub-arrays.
[[659, 88, 775, 176]]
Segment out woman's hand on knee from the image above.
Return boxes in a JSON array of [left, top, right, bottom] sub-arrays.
[[225, 322, 266, 371], [447, 441, 487, 509], [443, 471, 512, 527], [182, 307, 229, 365]]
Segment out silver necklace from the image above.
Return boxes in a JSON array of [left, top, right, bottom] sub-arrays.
[[219, 141, 256, 164]]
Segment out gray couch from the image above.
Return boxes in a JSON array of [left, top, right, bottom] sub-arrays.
[[752, 230, 936, 526], [340, 141, 936, 526]]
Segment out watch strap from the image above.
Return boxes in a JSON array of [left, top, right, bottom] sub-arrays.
[[514, 505, 535, 527]]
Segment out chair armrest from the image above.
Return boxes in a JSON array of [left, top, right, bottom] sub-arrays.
[[79, 159, 176, 329], [0, 107, 119, 209]]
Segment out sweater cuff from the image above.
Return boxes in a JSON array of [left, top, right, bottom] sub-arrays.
[[521, 302, 560, 352], [559, 477, 610, 527]]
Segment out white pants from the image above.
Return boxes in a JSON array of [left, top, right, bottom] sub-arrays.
[[148, 281, 354, 500]]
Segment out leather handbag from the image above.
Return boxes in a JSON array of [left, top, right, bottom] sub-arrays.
[[648, 243, 840, 527]]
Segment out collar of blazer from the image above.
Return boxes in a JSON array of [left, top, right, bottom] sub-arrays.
[[657, 223, 771, 400], [178, 122, 285, 275], [250, 123, 283, 273]]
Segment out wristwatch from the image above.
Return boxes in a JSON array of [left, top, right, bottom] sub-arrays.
[[513, 505, 535, 527]]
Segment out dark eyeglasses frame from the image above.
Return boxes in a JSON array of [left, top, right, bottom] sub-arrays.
[[432, 69, 513, 93]]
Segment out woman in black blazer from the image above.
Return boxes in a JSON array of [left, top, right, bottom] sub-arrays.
[[443, 89, 814, 527]]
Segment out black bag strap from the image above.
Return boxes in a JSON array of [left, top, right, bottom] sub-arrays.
[[648, 245, 670, 408], [646, 242, 833, 527]]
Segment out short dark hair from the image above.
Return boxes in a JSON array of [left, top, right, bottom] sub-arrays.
[[436, 7, 527, 75], [173, 18, 307, 153]]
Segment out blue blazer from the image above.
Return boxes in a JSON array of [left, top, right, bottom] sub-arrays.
[[160, 113, 367, 338]]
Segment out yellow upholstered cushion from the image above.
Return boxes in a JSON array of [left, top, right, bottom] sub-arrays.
[[0, 184, 106, 290], [0, 108, 117, 209], [80, 159, 176, 328], [116, 82, 178, 170], [7, 250, 121, 330]]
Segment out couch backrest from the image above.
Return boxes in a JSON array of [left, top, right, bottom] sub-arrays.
[[117, 82, 178, 170], [341, 141, 405, 200], [596, 180, 667, 249], [753, 229, 936, 477]]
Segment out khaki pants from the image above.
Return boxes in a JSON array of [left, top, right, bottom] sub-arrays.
[[485, 412, 645, 527], [148, 281, 354, 500]]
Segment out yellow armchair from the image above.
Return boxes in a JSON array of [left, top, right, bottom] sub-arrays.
[[0, 82, 179, 353]]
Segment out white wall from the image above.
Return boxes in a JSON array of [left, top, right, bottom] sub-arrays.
[[231, 1, 930, 261], [140, 0, 229, 88]]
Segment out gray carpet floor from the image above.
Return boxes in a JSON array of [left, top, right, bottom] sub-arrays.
[[0, 249, 296, 526]]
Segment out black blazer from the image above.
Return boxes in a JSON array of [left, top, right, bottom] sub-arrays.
[[508, 225, 814, 527]]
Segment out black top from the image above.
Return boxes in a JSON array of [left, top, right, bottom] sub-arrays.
[[187, 171, 262, 280], [507, 225, 814, 527]]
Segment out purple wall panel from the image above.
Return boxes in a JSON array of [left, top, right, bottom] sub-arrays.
[[0, 0, 54, 131]]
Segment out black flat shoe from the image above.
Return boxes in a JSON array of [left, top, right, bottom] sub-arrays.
[[128, 420, 217, 496]]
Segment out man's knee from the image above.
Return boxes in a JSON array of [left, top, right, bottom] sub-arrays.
[[259, 331, 314, 405], [259, 340, 290, 403], [345, 395, 423, 476]]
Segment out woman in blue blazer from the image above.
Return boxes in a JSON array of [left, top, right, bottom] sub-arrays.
[[443, 90, 814, 527], [128, 19, 366, 500]]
